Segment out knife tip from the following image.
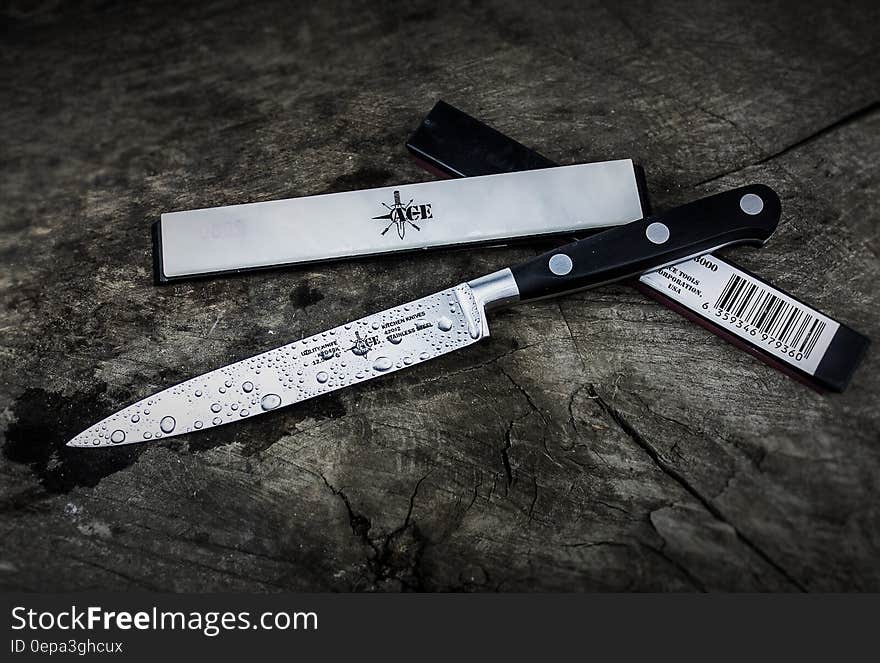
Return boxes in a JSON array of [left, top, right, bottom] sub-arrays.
[[66, 433, 97, 448]]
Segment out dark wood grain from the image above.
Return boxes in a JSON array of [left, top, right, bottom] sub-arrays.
[[1, 0, 878, 592]]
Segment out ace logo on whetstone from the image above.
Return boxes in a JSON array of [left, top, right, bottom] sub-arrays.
[[372, 190, 434, 239]]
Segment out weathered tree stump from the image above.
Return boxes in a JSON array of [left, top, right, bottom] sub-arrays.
[[1, 0, 878, 591]]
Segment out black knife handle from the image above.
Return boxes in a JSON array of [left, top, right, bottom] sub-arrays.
[[509, 184, 781, 302]]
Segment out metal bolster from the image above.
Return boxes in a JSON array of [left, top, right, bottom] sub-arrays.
[[467, 268, 520, 310]]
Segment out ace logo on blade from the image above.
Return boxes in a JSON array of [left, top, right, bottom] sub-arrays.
[[372, 190, 433, 239]]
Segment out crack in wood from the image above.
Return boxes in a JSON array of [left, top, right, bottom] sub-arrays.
[[586, 384, 808, 592], [694, 100, 880, 187]]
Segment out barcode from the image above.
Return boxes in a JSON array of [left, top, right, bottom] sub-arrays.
[[714, 274, 827, 359]]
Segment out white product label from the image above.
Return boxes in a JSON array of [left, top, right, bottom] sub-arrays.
[[639, 257, 839, 375]]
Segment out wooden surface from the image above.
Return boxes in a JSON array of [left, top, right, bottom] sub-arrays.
[[1, 0, 878, 592]]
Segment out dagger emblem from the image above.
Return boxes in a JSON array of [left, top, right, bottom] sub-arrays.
[[347, 330, 374, 356], [372, 190, 432, 240]]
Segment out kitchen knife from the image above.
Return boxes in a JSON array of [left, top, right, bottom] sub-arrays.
[[68, 184, 780, 447]]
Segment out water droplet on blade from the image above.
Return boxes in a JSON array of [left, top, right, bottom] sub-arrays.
[[372, 356, 393, 371], [211, 403, 222, 413], [242, 381, 254, 393], [261, 394, 282, 411], [130, 414, 140, 423], [160, 416, 176, 434], [212, 417, 222, 425], [437, 316, 453, 332], [316, 371, 329, 383], [110, 430, 125, 444]]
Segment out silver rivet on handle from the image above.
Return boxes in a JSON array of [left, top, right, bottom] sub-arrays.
[[548, 253, 573, 276], [739, 193, 764, 215], [645, 222, 670, 244]]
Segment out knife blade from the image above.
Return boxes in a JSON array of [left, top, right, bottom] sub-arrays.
[[68, 185, 780, 447]]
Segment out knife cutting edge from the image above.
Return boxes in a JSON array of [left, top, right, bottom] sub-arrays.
[[67, 184, 780, 448]]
